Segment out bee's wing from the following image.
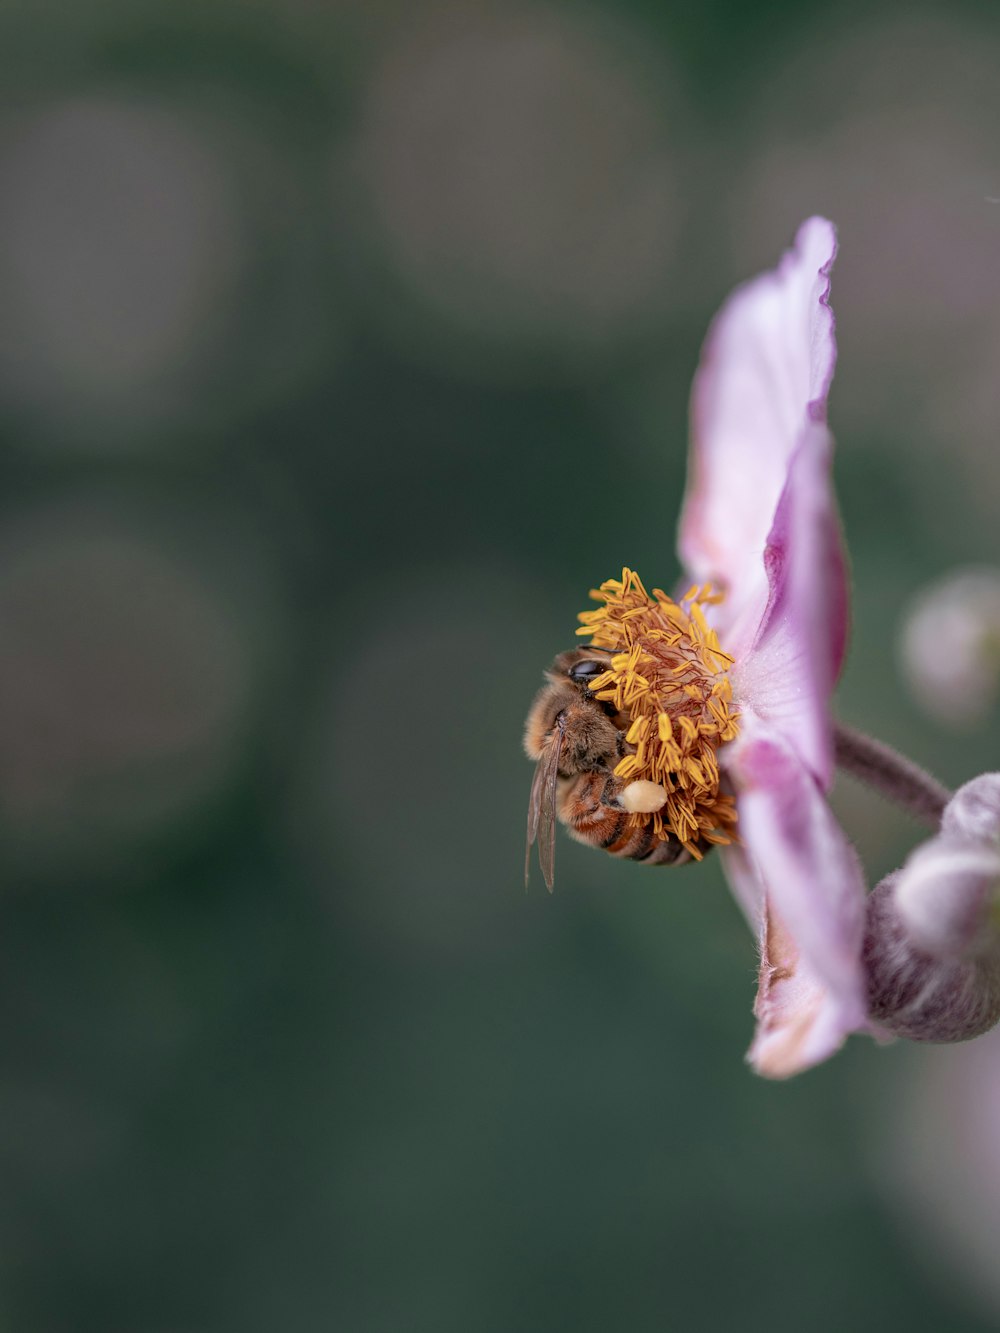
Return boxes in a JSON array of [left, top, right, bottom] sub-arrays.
[[525, 726, 563, 892]]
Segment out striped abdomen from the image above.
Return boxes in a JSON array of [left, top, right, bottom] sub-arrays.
[[557, 772, 694, 867]]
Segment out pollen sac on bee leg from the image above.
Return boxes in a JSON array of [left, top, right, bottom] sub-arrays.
[[864, 774, 1000, 1043], [620, 780, 669, 814]]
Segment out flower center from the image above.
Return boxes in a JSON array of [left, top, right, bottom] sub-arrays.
[[576, 567, 741, 859]]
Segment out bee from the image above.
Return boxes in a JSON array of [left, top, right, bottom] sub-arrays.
[[524, 647, 696, 890]]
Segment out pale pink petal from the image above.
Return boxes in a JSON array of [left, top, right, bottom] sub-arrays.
[[719, 839, 764, 933], [749, 899, 862, 1078], [723, 717, 868, 1070], [730, 422, 849, 788], [679, 216, 838, 651], [722, 833, 864, 1077]]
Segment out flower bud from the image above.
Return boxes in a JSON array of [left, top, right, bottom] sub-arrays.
[[941, 772, 1000, 842], [864, 774, 1000, 1043], [893, 837, 1000, 959]]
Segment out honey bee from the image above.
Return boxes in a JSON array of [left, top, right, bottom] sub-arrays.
[[524, 647, 696, 890]]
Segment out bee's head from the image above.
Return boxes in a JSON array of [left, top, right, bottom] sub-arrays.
[[547, 646, 614, 690]]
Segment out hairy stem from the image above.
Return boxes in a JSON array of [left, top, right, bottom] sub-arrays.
[[834, 721, 951, 828]]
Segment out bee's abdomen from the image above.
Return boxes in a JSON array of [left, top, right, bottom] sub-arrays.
[[559, 774, 694, 867], [606, 820, 692, 866]]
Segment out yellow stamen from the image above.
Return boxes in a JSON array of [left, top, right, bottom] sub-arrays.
[[577, 567, 741, 858]]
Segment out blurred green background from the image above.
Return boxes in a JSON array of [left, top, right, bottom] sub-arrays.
[[3, 1, 1000, 1329]]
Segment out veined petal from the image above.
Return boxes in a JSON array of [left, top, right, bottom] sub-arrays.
[[679, 217, 838, 652], [720, 844, 861, 1078], [730, 422, 849, 789], [750, 899, 866, 1078], [719, 839, 764, 933], [724, 719, 868, 1075]]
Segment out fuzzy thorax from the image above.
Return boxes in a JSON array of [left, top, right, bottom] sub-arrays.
[[577, 568, 740, 858]]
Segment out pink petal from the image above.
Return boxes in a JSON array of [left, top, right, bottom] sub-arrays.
[[730, 422, 849, 789], [723, 718, 868, 1075], [721, 844, 860, 1078], [750, 899, 864, 1079], [719, 839, 764, 932], [678, 216, 838, 653]]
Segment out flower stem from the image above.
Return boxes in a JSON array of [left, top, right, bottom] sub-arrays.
[[834, 721, 951, 828]]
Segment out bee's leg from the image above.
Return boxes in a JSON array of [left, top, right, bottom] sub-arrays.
[[574, 772, 626, 813], [559, 772, 632, 850]]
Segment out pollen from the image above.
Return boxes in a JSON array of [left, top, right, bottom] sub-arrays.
[[576, 567, 740, 859]]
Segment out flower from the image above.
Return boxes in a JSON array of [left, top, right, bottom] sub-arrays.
[[576, 572, 740, 859], [576, 218, 868, 1077], [865, 774, 1000, 1043]]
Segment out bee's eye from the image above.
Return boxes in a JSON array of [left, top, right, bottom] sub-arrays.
[[569, 659, 607, 683]]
